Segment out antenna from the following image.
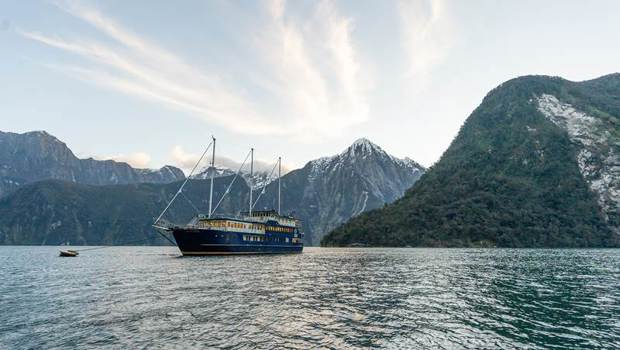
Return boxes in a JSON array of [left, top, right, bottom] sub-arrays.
[[278, 157, 281, 215], [208, 136, 216, 218], [249, 148, 254, 216]]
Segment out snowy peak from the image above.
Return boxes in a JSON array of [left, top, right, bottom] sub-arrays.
[[351, 137, 380, 149], [192, 166, 236, 179], [341, 137, 387, 158], [308, 138, 423, 177]]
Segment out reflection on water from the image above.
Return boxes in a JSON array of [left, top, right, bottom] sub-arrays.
[[1, 247, 619, 349]]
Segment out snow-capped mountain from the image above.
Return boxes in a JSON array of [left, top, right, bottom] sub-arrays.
[[254, 138, 425, 244], [0, 130, 185, 198]]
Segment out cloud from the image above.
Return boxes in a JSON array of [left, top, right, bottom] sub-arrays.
[[252, 0, 370, 139], [170, 145, 202, 173], [19, 0, 370, 140], [398, 0, 454, 78], [170, 145, 290, 175], [97, 152, 152, 168], [19, 1, 283, 136]]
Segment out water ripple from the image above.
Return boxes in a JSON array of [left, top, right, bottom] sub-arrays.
[[1, 247, 619, 349]]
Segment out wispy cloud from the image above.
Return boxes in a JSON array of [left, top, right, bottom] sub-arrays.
[[19, 1, 286, 135], [398, 0, 454, 79], [19, 0, 370, 140], [253, 0, 370, 138]]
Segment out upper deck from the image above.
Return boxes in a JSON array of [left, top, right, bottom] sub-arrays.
[[240, 210, 297, 227], [188, 209, 300, 233]]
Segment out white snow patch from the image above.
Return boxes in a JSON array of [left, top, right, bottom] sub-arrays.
[[354, 191, 369, 216], [537, 94, 620, 223]]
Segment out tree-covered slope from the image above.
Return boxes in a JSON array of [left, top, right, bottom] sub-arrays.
[[0, 177, 247, 245], [322, 74, 620, 248]]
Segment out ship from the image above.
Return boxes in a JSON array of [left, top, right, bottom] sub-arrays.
[[153, 137, 303, 255]]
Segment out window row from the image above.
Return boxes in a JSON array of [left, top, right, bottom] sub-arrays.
[[266, 226, 294, 233], [203, 220, 264, 230], [242, 235, 291, 243]]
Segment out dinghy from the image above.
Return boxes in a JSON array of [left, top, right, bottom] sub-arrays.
[[59, 250, 79, 257]]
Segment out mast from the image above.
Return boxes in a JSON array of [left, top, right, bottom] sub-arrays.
[[208, 136, 216, 218], [278, 156, 281, 215], [249, 148, 254, 216]]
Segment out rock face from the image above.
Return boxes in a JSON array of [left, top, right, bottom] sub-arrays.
[[322, 74, 620, 248], [537, 94, 620, 232], [0, 130, 185, 198], [0, 138, 424, 246]]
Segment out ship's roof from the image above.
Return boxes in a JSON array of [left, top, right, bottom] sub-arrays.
[[241, 210, 278, 216]]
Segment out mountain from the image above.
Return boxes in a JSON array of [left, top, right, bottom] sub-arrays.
[[0, 138, 424, 245], [322, 74, 620, 248], [256, 138, 424, 244], [0, 130, 185, 198]]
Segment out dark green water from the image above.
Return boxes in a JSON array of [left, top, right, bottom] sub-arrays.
[[1, 247, 619, 349]]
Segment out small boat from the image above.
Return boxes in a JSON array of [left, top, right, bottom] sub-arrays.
[[59, 250, 79, 257]]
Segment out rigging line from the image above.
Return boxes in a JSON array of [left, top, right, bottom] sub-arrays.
[[153, 140, 213, 225], [74, 237, 154, 252], [251, 158, 279, 210], [211, 149, 252, 215], [180, 190, 200, 215]]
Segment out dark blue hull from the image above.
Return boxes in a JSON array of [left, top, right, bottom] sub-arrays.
[[172, 228, 303, 255]]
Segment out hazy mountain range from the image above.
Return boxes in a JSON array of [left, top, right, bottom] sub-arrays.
[[0, 130, 185, 199], [0, 134, 424, 246]]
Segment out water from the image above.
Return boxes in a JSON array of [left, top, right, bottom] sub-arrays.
[[1, 247, 619, 349]]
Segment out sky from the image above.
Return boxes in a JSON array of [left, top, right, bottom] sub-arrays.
[[1, 0, 619, 172]]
